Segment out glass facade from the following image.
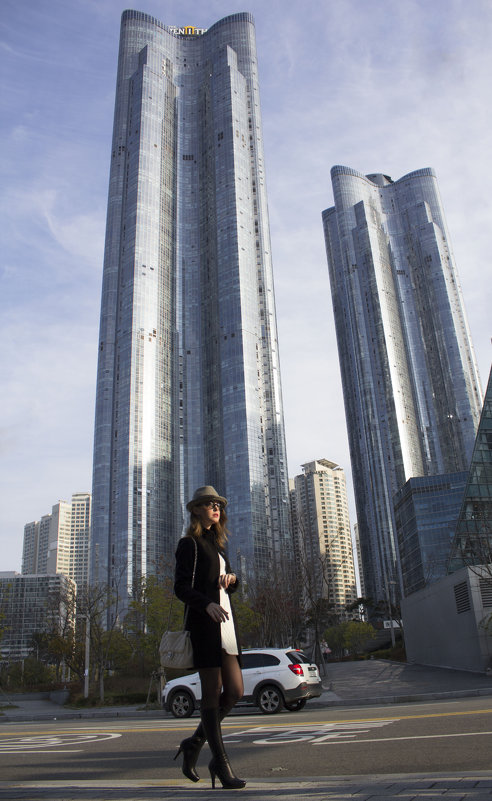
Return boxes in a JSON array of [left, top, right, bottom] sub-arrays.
[[91, 12, 290, 602], [448, 367, 492, 572], [394, 472, 468, 596], [0, 573, 76, 661], [322, 166, 482, 604]]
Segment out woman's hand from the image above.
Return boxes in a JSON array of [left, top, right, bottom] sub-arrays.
[[218, 573, 236, 590], [206, 602, 229, 622]]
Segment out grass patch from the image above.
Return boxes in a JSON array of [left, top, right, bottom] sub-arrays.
[[367, 644, 406, 662]]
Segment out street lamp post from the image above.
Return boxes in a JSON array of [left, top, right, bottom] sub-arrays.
[[384, 579, 396, 648], [84, 615, 90, 699]]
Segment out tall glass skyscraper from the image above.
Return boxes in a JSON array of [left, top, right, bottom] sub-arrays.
[[322, 166, 482, 603], [91, 11, 290, 601]]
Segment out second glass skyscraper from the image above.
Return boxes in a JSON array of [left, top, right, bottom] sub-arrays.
[[91, 12, 290, 601], [322, 166, 482, 603]]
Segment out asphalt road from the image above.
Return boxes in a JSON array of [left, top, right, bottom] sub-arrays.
[[0, 696, 491, 784]]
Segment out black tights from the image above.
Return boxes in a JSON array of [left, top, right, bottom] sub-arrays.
[[199, 649, 244, 713]]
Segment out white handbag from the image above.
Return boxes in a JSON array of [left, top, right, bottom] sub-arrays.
[[159, 538, 197, 670], [159, 629, 193, 670]]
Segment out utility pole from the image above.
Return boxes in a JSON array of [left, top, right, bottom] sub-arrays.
[[84, 615, 90, 698], [385, 579, 396, 648]]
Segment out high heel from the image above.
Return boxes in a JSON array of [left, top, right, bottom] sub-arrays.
[[209, 756, 246, 789], [200, 708, 246, 790], [173, 734, 205, 782], [209, 761, 216, 790]]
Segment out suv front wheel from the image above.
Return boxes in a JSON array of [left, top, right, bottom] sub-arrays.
[[168, 688, 195, 718], [257, 684, 284, 714]]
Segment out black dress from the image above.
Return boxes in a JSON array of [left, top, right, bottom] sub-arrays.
[[174, 531, 242, 669]]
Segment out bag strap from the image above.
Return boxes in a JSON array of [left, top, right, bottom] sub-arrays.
[[183, 537, 198, 627], [167, 537, 197, 630]]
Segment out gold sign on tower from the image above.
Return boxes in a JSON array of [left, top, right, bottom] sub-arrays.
[[168, 25, 207, 36]]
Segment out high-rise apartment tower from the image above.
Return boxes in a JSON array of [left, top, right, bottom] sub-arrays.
[[22, 493, 92, 588], [290, 460, 358, 617], [91, 12, 290, 600], [322, 166, 482, 603]]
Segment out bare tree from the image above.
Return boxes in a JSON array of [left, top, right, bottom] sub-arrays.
[[247, 568, 302, 648], [34, 581, 77, 681], [293, 513, 356, 668], [124, 560, 184, 675], [76, 567, 127, 702]]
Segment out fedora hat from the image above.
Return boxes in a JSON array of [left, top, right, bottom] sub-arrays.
[[186, 485, 228, 511]]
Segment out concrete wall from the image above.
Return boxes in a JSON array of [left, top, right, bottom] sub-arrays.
[[401, 565, 492, 673]]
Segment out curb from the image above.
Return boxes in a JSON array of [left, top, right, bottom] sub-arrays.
[[2, 685, 492, 722], [311, 686, 492, 707]]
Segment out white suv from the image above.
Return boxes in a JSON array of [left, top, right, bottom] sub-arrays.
[[163, 648, 322, 717]]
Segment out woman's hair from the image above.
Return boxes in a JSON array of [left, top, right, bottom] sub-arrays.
[[186, 506, 229, 550]]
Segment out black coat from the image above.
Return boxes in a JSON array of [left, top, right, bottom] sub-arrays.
[[174, 531, 242, 669]]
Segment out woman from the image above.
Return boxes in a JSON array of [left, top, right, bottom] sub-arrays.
[[174, 486, 246, 789]]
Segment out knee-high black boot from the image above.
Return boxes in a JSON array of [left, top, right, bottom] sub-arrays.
[[200, 707, 246, 789], [173, 725, 206, 782], [174, 706, 230, 782]]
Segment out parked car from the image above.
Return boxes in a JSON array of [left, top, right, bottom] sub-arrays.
[[163, 647, 322, 717]]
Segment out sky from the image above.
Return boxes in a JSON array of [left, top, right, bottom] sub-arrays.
[[1, 0, 491, 572]]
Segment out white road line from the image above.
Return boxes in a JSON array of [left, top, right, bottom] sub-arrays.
[[226, 720, 397, 745], [0, 750, 81, 754], [0, 732, 121, 753], [314, 730, 492, 744]]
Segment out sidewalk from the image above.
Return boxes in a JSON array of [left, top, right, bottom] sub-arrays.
[[317, 658, 492, 706], [1, 659, 492, 722], [1, 774, 492, 800]]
